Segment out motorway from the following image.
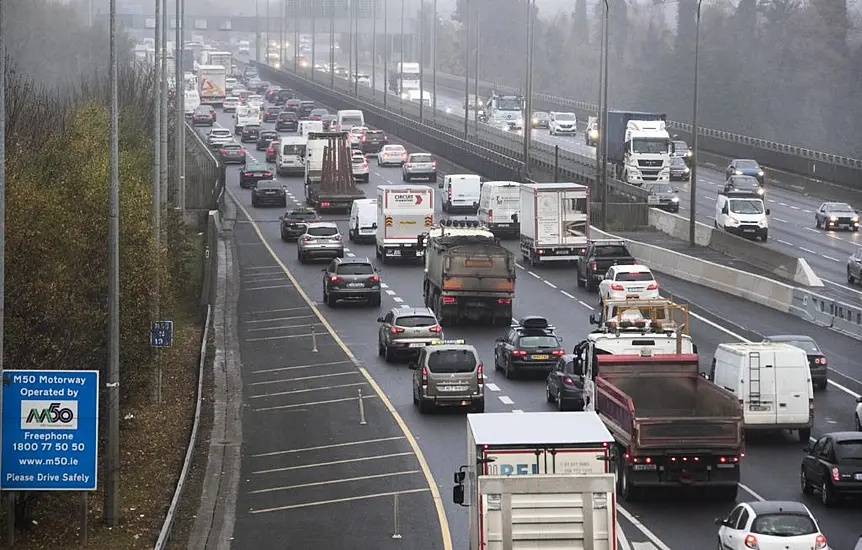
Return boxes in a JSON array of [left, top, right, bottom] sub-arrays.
[[196, 91, 862, 549], [303, 62, 862, 303]]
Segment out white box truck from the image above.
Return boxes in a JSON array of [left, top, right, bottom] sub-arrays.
[[197, 64, 226, 107], [519, 182, 590, 266], [376, 185, 434, 264], [455, 412, 617, 550]]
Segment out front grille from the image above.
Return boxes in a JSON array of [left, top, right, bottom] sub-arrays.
[[638, 159, 663, 168]]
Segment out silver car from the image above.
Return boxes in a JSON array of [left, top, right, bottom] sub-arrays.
[[402, 153, 437, 182], [377, 307, 443, 362], [207, 128, 233, 149], [410, 342, 484, 414], [296, 222, 344, 264]]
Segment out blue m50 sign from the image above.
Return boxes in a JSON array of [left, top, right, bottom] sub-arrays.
[[1, 370, 100, 491]]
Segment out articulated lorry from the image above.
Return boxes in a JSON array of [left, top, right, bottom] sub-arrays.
[[375, 185, 434, 264], [389, 61, 421, 96], [519, 182, 590, 266], [454, 412, 618, 550], [606, 110, 671, 186], [420, 222, 515, 326], [304, 132, 364, 213]]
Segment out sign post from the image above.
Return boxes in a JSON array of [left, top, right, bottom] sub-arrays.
[[1, 370, 100, 491], [150, 321, 173, 404]]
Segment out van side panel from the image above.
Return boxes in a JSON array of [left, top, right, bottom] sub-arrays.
[[774, 348, 812, 425], [741, 349, 779, 427]]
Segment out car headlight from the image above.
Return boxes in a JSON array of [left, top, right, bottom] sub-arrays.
[[684, 167, 690, 173], [758, 218, 768, 227], [829, 216, 837, 222], [756, 188, 764, 195], [671, 197, 680, 203], [726, 216, 739, 226], [757, 170, 764, 177], [532, 118, 537, 124], [685, 151, 692, 157], [852, 216, 860, 222], [589, 130, 599, 139], [734, 169, 742, 175]]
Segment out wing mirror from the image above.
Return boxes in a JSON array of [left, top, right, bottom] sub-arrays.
[[372, 223, 378, 229], [589, 314, 599, 325], [407, 362, 418, 370], [765, 208, 771, 215], [376, 316, 385, 323], [713, 518, 728, 527]]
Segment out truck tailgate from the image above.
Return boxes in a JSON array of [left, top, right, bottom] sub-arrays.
[[441, 244, 515, 293]]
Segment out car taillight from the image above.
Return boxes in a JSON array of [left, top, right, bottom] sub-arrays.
[[390, 326, 405, 334], [809, 398, 814, 415], [421, 366, 428, 384], [264, 172, 272, 177], [321, 202, 330, 207], [497, 298, 511, 304], [561, 376, 577, 387], [590, 259, 597, 271], [743, 534, 758, 549], [442, 297, 456, 304], [302, 236, 310, 242], [330, 276, 343, 282], [362, 135, 367, 142], [447, 187, 452, 199], [831, 466, 840, 482], [369, 275, 380, 282], [406, 163, 413, 168], [432, 161, 437, 168], [220, 149, 229, 154], [487, 209, 493, 220], [361, 162, 368, 168], [243, 172, 251, 177], [647, 282, 658, 290], [428, 325, 441, 333], [815, 357, 827, 365], [333, 234, 342, 241], [815, 534, 827, 550], [610, 283, 625, 291], [477, 364, 483, 384], [552, 350, 564, 356], [512, 350, 527, 356]]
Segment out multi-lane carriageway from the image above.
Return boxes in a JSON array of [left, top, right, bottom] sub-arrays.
[[196, 93, 862, 550], [296, 61, 862, 303]]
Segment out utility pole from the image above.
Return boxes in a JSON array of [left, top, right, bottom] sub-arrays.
[[311, 3, 316, 80], [600, 0, 610, 230], [372, 0, 377, 97], [266, 0, 270, 64], [353, 0, 359, 96], [473, 6, 479, 128], [293, 2, 298, 72], [383, 0, 388, 108], [105, 0, 121, 526], [689, 0, 704, 245], [399, 0, 404, 104], [329, 0, 335, 89], [280, 0, 285, 68], [176, 0, 184, 218], [432, 0, 437, 116], [151, 0, 162, 405], [463, 0, 470, 138], [179, 0, 186, 214], [255, 0, 260, 62], [523, 0, 535, 178], [419, 0, 424, 121], [595, 7, 604, 214], [160, 0, 168, 205]]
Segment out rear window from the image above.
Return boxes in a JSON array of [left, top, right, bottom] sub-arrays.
[[835, 440, 862, 458], [615, 271, 653, 282], [288, 211, 318, 220], [282, 144, 306, 156], [517, 336, 560, 348], [366, 130, 384, 137], [336, 263, 374, 275], [394, 315, 437, 328], [427, 350, 477, 373], [750, 514, 816, 536], [594, 245, 630, 257], [411, 154, 433, 163], [779, 339, 820, 354], [307, 226, 338, 237]]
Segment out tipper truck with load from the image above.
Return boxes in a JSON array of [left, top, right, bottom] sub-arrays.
[[519, 182, 590, 266], [419, 221, 516, 326], [376, 185, 435, 264], [454, 412, 618, 550], [304, 132, 364, 213], [606, 110, 671, 186]]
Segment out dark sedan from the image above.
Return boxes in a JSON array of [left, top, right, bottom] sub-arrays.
[[240, 124, 261, 143], [298, 100, 315, 119], [251, 180, 287, 207], [643, 182, 680, 213], [671, 139, 693, 166], [275, 89, 295, 103], [668, 156, 690, 181], [815, 201, 859, 231], [764, 335, 827, 389], [239, 161, 274, 189], [265, 140, 279, 163], [276, 111, 298, 132], [309, 108, 329, 121], [279, 207, 322, 241], [256, 130, 278, 151], [218, 143, 246, 164], [726, 158, 764, 184], [723, 175, 764, 199], [283, 99, 302, 113], [264, 87, 282, 102], [321, 114, 337, 131], [531, 111, 550, 129], [360, 129, 388, 154], [801, 432, 862, 505], [262, 105, 282, 123], [545, 354, 586, 411], [191, 107, 214, 126]]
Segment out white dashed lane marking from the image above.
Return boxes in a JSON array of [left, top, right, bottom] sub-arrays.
[[578, 300, 595, 310], [385, 290, 396, 296], [485, 383, 501, 392], [799, 247, 816, 254], [821, 255, 840, 262], [498, 396, 514, 405], [393, 297, 403, 303], [528, 271, 541, 279], [543, 280, 557, 289]]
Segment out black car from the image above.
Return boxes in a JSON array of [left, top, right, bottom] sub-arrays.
[[264, 87, 282, 102], [642, 182, 680, 213], [283, 99, 302, 113], [801, 432, 862, 506], [668, 156, 690, 181], [279, 207, 322, 241], [276, 111, 299, 132], [815, 201, 860, 231], [321, 257, 382, 307], [275, 88, 295, 103], [309, 108, 329, 121], [726, 158, 764, 184], [493, 316, 564, 379], [254, 80, 271, 94], [545, 354, 586, 411], [723, 174, 764, 199], [239, 160, 274, 189], [251, 180, 286, 207], [360, 129, 388, 154], [262, 105, 282, 123], [764, 335, 828, 389], [298, 100, 316, 119], [321, 114, 337, 131], [240, 124, 261, 143], [191, 106, 214, 126], [671, 139, 693, 166], [256, 130, 279, 151]]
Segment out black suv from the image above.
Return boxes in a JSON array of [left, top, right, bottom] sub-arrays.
[[298, 100, 316, 119], [251, 180, 286, 207], [276, 111, 299, 132], [257, 130, 278, 151], [360, 129, 388, 154], [279, 208, 322, 241], [240, 124, 261, 143], [263, 105, 282, 123], [321, 257, 382, 307], [493, 316, 565, 379], [240, 160, 273, 189], [276, 89, 295, 103]]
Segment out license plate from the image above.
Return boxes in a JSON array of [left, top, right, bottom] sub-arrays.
[[749, 405, 771, 411], [347, 283, 364, 288], [438, 386, 468, 392], [495, 223, 511, 227], [532, 354, 549, 360], [648, 196, 659, 204], [390, 250, 401, 256], [408, 343, 426, 348], [556, 249, 570, 254]]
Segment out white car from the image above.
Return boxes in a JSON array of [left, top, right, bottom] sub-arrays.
[[247, 94, 264, 108], [598, 265, 659, 303], [354, 73, 371, 86], [715, 501, 828, 550], [549, 111, 577, 135], [855, 396, 861, 430], [351, 151, 369, 183], [348, 126, 368, 147], [377, 144, 408, 167], [222, 96, 240, 112], [206, 128, 233, 149]]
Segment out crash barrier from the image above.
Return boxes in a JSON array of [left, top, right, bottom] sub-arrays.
[[790, 288, 862, 340], [185, 120, 225, 225], [256, 63, 651, 230], [647, 208, 823, 287]]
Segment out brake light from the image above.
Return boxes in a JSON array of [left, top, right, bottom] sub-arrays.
[[831, 466, 840, 482], [809, 398, 814, 416], [333, 234, 342, 241], [432, 161, 437, 168], [815, 357, 827, 364], [590, 259, 597, 271], [303, 236, 310, 242], [406, 163, 413, 168], [330, 275, 343, 282], [487, 209, 493, 220], [561, 376, 577, 387], [321, 202, 331, 207], [442, 297, 456, 304], [264, 172, 272, 177], [477, 364, 484, 384], [815, 534, 827, 550], [220, 149, 229, 154], [610, 283, 625, 291], [743, 534, 758, 549], [390, 326, 405, 334], [428, 325, 441, 333], [362, 135, 367, 142], [512, 350, 527, 356], [243, 172, 251, 177], [646, 282, 658, 290], [361, 162, 368, 168], [497, 298, 511, 304], [551, 350, 564, 356], [421, 366, 428, 384], [447, 187, 452, 199]]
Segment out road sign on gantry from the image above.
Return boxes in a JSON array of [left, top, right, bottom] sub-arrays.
[[1, 370, 100, 491]]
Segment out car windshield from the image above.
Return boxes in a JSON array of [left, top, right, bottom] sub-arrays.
[[615, 272, 653, 282], [307, 226, 338, 237], [669, 157, 687, 167], [411, 154, 433, 163], [555, 113, 575, 121], [750, 513, 816, 537], [223, 144, 241, 150], [729, 199, 765, 214], [427, 349, 477, 373], [645, 184, 675, 193], [631, 138, 669, 154], [594, 245, 630, 256], [245, 164, 267, 172], [827, 203, 854, 212], [211, 130, 230, 137], [673, 141, 689, 152], [394, 315, 437, 328], [735, 160, 760, 169], [518, 336, 560, 348], [336, 263, 374, 275]]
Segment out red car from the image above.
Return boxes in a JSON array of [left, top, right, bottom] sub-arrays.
[[266, 140, 279, 163]]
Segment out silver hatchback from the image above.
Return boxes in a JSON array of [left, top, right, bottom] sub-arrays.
[[377, 307, 443, 362], [297, 222, 344, 263], [402, 153, 437, 182], [410, 342, 484, 414]]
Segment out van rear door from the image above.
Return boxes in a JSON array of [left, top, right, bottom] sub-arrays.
[[774, 348, 811, 425], [743, 350, 778, 426]]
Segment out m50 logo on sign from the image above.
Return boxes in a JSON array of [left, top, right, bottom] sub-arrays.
[[20, 401, 78, 430]]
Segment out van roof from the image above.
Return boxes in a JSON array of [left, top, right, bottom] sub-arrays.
[[718, 342, 804, 353], [482, 181, 520, 188], [468, 412, 613, 446]]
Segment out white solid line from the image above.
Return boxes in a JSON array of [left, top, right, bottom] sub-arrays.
[[821, 255, 840, 262], [252, 436, 405, 458], [511, 409, 524, 414], [499, 396, 514, 405], [254, 394, 378, 412], [617, 523, 633, 550], [773, 218, 788, 223], [250, 488, 430, 514], [253, 452, 415, 475], [804, 227, 818, 233], [515, 263, 525, 269], [251, 360, 353, 374], [385, 289, 396, 295], [244, 276, 290, 283], [246, 284, 294, 291], [400, 304, 410, 308], [528, 271, 541, 279], [561, 290, 576, 299], [578, 300, 594, 310], [738, 483, 767, 501], [393, 297, 403, 303], [543, 280, 557, 289], [244, 314, 318, 324], [776, 239, 795, 246], [250, 382, 366, 399], [798, 247, 816, 254], [822, 278, 862, 297], [484, 383, 501, 392], [249, 470, 422, 494], [617, 506, 672, 550]]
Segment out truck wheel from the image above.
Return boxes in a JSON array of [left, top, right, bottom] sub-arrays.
[[586, 277, 597, 292], [577, 274, 585, 287], [618, 465, 641, 502]]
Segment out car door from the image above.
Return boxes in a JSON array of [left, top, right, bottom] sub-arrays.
[[495, 329, 514, 366], [730, 508, 751, 550], [852, 249, 862, 279], [718, 505, 745, 549], [379, 310, 395, 347], [816, 204, 826, 224], [323, 260, 337, 291], [816, 438, 836, 484], [804, 437, 828, 484], [547, 357, 565, 397]]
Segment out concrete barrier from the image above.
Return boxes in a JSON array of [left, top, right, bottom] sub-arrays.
[[789, 288, 862, 339], [647, 208, 823, 287]]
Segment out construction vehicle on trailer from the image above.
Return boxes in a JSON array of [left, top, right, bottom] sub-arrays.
[[419, 220, 516, 327], [453, 412, 618, 550], [519, 182, 590, 267], [304, 132, 364, 213]]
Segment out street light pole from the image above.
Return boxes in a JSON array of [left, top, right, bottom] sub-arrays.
[[419, 0, 425, 122], [348, 0, 354, 83], [255, 0, 260, 62], [432, 0, 437, 117], [599, 0, 609, 230], [523, 0, 535, 178], [293, 3, 298, 72], [279, 0, 284, 68], [595, 8, 604, 191], [329, 0, 335, 88], [372, 0, 377, 98], [354, 0, 359, 96], [473, 5, 479, 129], [399, 0, 404, 105], [689, 0, 703, 245], [383, 0, 388, 108], [311, 3, 316, 80], [463, 0, 470, 138], [176, 0, 185, 216]]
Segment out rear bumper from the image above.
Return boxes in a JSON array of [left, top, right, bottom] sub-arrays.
[[445, 203, 478, 213], [380, 244, 423, 258], [744, 421, 813, 431], [252, 195, 287, 206], [487, 222, 519, 236], [300, 245, 343, 258], [422, 394, 484, 407], [277, 164, 304, 175], [329, 288, 381, 300], [511, 359, 556, 372]]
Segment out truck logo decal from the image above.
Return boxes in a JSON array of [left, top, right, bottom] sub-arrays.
[[393, 193, 424, 205]]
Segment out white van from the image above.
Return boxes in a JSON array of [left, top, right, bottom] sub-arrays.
[[710, 342, 813, 441], [336, 109, 365, 132], [478, 181, 520, 237], [348, 198, 378, 244], [299, 120, 324, 136], [276, 135, 307, 176], [714, 194, 770, 242], [441, 174, 481, 214]]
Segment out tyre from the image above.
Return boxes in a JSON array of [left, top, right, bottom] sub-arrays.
[[576, 273, 585, 288], [821, 480, 838, 507], [363, 175, 369, 183], [849, 269, 857, 285], [383, 346, 395, 363], [800, 468, 814, 495], [280, 231, 289, 242], [298, 251, 306, 264], [545, 383, 554, 403]]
